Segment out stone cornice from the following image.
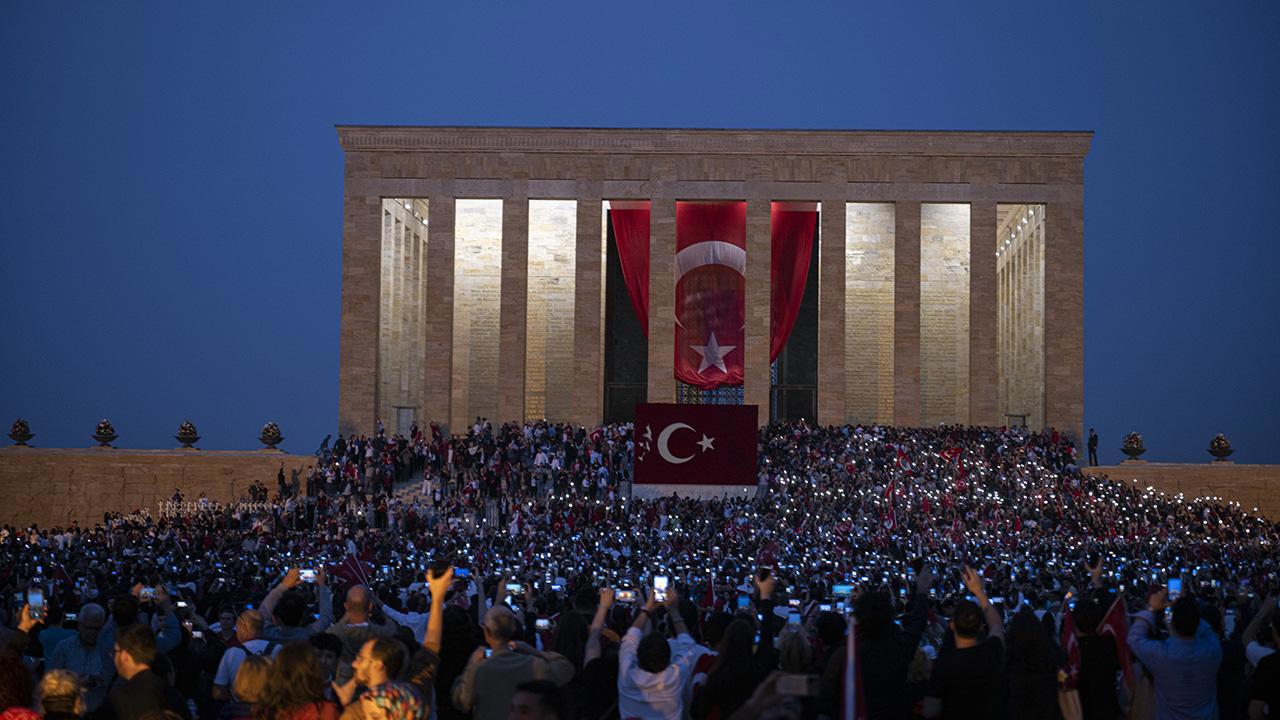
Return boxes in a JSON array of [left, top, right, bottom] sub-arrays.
[[336, 126, 1093, 158]]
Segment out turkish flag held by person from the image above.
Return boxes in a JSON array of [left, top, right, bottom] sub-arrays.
[[634, 403, 757, 485], [1061, 602, 1081, 689], [1097, 595, 1135, 690]]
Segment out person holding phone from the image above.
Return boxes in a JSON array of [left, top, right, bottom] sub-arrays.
[[617, 584, 702, 720], [47, 602, 113, 712], [1126, 586, 1222, 719], [452, 599, 575, 720], [923, 565, 1005, 719]]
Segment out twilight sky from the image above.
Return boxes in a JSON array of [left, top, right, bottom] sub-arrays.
[[2, 1, 1277, 464]]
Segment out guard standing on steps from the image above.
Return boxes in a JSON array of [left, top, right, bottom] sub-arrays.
[[1088, 428, 1099, 466]]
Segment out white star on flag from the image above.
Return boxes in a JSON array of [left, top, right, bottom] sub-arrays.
[[697, 434, 715, 452], [691, 332, 736, 373]]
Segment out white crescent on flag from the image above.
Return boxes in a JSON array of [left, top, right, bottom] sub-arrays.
[[675, 241, 746, 282]]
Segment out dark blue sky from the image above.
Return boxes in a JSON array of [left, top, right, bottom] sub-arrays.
[[2, 1, 1277, 464]]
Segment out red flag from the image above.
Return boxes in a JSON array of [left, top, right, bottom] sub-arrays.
[[1060, 603, 1081, 689], [842, 618, 867, 720], [895, 448, 912, 472], [633, 403, 758, 487], [941, 446, 963, 463], [1097, 596, 1135, 691], [328, 554, 373, 588], [674, 202, 746, 388]]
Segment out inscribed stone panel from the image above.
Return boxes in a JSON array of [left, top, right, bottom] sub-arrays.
[[526, 200, 578, 421], [844, 203, 895, 424], [452, 200, 503, 425], [920, 204, 971, 425]]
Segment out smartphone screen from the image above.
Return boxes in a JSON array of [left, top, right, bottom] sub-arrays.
[[787, 611, 802, 625], [27, 588, 45, 620], [736, 595, 750, 609], [506, 582, 524, 595], [832, 584, 855, 598], [535, 618, 551, 631], [455, 568, 471, 578], [1167, 578, 1182, 600], [299, 569, 317, 583], [654, 575, 669, 603], [615, 589, 637, 604]]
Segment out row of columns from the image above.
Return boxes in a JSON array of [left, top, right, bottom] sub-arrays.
[[343, 191, 1081, 440]]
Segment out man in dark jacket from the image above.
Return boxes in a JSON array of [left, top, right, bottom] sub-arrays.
[[106, 623, 190, 720]]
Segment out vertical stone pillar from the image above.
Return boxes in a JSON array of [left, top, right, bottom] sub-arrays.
[[817, 197, 847, 426], [647, 198, 676, 404], [969, 201, 998, 426], [893, 200, 922, 427], [572, 189, 604, 426], [338, 192, 382, 437], [743, 200, 772, 425], [423, 189, 455, 429], [1044, 201, 1085, 442], [498, 182, 530, 423]]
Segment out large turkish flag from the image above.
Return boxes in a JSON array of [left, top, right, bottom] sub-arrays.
[[675, 202, 746, 389], [634, 403, 758, 486]]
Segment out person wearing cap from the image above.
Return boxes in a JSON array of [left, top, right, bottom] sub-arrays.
[[451, 604, 574, 720]]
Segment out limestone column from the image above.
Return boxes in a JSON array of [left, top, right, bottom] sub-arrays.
[[572, 189, 604, 426], [743, 200, 772, 425], [338, 193, 382, 437], [968, 201, 998, 426], [1044, 201, 1084, 442], [893, 200, 922, 427], [498, 182, 530, 423], [817, 197, 847, 426], [647, 198, 676, 404], [423, 189, 455, 429]]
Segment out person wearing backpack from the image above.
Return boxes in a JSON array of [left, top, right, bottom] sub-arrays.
[[213, 610, 281, 701]]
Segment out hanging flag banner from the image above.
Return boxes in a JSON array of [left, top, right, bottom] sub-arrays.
[[634, 403, 758, 486], [675, 202, 746, 389]]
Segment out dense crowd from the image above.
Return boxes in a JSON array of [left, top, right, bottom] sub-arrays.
[[1, 420, 1278, 720]]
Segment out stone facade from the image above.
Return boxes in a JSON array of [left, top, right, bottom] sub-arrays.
[[1085, 463, 1280, 521], [0, 448, 313, 529], [337, 127, 1090, 438]]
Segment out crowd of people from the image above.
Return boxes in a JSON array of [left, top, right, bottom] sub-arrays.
[[1, 420, 1278, 720]]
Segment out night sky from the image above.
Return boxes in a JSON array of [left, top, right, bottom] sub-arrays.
[[2, 1, 1277, 464]]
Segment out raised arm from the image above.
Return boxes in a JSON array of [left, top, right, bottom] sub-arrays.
[[1127, 588, 1170, 667], [423, 566, 452, 656], [1241, 594, 1276, 648], [585, 587, 614, 664], [963, 565, 1003, 640]]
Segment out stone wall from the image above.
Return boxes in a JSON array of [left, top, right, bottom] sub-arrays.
[[0, 448, 314, 529], [379, 199, 428, 432], [998, 204, 1045, 428], [920, 204, 971, 425], [525, 200, 578, 421], [1085, 463, 1280, 520], [844, 203, 895, 424], [451, 199, 503, 429]]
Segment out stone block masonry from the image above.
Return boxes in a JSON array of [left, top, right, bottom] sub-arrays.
[[0, 448, 314, 529]]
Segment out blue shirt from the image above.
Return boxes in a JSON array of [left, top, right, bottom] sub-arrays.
[[1127, 610, 1223, 720]]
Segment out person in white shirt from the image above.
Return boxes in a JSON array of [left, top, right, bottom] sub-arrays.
[[212, 610, 281, 701], [618, 586, 701, 720], [380, 591, 430, 644]]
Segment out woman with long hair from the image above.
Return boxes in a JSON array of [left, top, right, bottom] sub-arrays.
[[692, 619, 769, 720], [1005, 607, 1064, 720], [253, 643, 339, 720]]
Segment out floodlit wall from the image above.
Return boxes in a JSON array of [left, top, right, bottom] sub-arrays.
[[845, 203, 895, 424], [920, 204, 971, 425], [451, 199, 503, 429], [525, 200, 577, 421]]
